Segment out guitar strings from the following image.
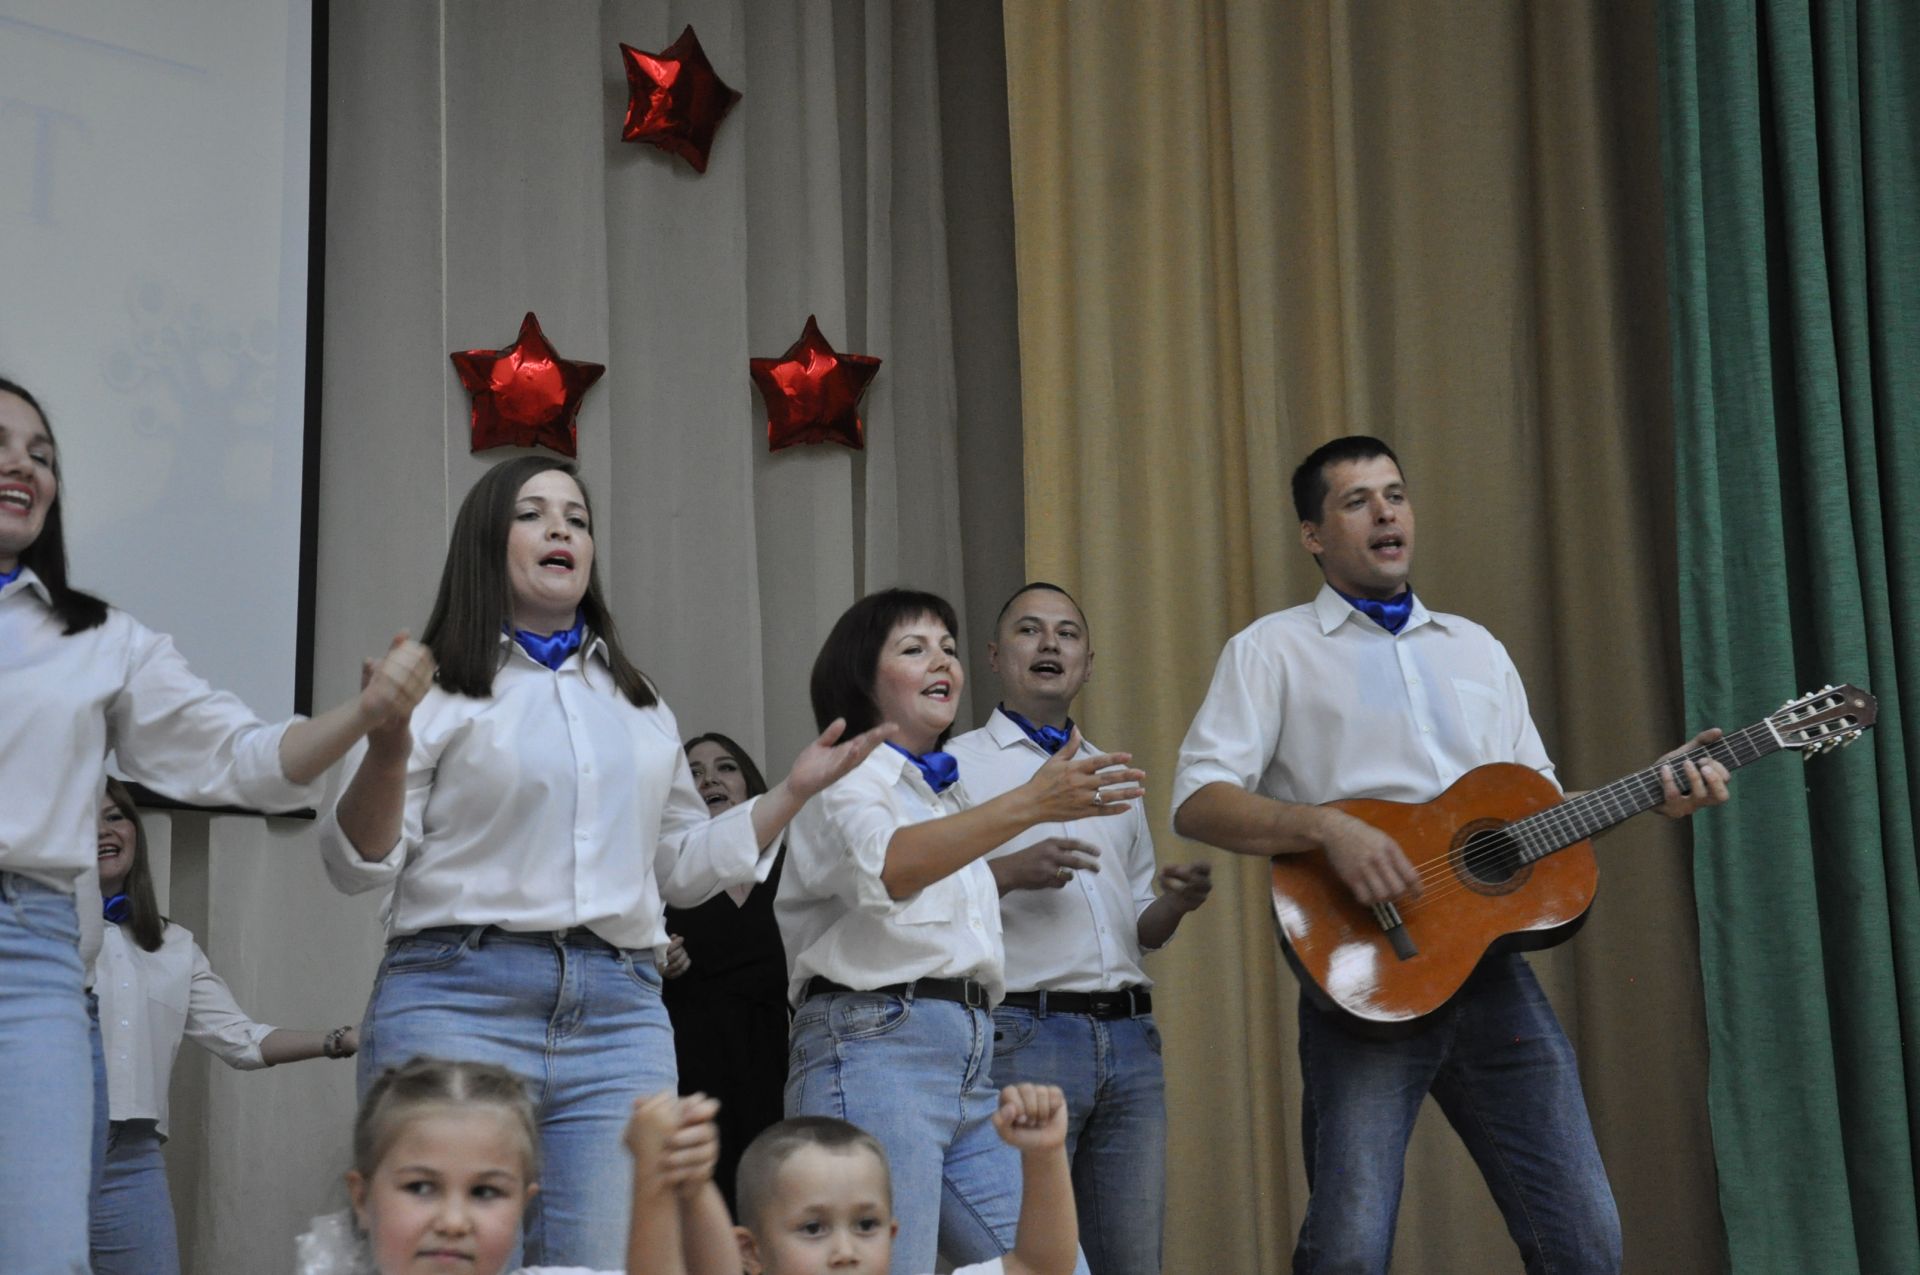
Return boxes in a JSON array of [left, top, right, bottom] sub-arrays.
[[1372, 728, 1770, 919]]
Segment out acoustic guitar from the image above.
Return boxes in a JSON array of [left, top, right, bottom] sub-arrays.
[[1269, 683, 1877, 1033]]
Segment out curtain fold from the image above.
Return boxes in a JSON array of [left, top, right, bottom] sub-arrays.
[[1657, 1, 1920, 1270], [1004, 2, 1721, 1269]]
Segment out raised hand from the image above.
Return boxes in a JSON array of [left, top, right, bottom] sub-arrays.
[[1022, 728, 1145, 824], [661, 1094, 722, 1198], [357, 632, 435, 750], [992, 1083, 1069, 1154], [783, 717, 898, 803], [1157, 862, 1214, 912], [1654, 726, 1732, 819], [1319, 809, 1420, 905], [992, 837, 1101, 894]]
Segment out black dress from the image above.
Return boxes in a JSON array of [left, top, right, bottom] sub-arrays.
[[661, 847, 790, 1210]]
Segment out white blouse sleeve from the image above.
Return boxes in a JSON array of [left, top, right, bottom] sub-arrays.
[[106, 618, 317, 812], [316, 735, 435, 896], [792, 763, 929, 918], [651, 700, 775, 909], [182, 939, 275, 1070]]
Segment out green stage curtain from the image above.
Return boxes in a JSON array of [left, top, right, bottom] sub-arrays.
[[1658, 2, 1920, 1270]]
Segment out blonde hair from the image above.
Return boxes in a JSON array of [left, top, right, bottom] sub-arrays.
[[353, 1057, 539, 1181]]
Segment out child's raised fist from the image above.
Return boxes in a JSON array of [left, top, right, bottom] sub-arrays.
[[992, 1082, 1068, 1154]]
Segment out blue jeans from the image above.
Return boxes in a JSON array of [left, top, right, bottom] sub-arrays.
[[1293, 954, 1621, 1274], [786, 991, 1092, 1275], [0, 872, 93, 1275], [990, 1003, 1166, 1275], [358, 926, 677, 1269], [91, 1120, 179, 1275]]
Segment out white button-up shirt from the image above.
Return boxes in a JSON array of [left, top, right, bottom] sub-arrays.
[[0, 570, 314, 893], [317, 636, 772, 951], [1172, 584, 1556, 817], [776, 745, 1004, 1007], [947, 710, 1161, 993], [95, 922, 273, 1136]]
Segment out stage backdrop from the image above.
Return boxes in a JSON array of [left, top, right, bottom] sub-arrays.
[[0, 0, 315, 721], [1004, 1, 1723, 1270], [156, 3, 1027, 1270]]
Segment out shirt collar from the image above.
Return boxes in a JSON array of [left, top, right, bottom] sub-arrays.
[[1311, 581, 1443, 636], [987, 705, 1088, 755], [0, 566, 53, 607], [866, 737, 964, 803], [495, 627, 609, 669]]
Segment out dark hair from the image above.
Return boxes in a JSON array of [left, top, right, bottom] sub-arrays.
[[809, 588, 961, 740], [993, 580, 1087, 637], [736, 1116, 891, 1233], [353, 1057, 539, 1182], [683, 732, 770, 800], [421, 456, 654, 706], [1290, 435, 1403, 524], [101, 779, 165, 953], [0, 377, 109, 634]]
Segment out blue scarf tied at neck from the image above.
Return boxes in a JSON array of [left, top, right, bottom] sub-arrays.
[[1336, 587, 1415, 635], [887, 742, 959, 794], [1000, 706, 1075, 756], [0, 565, 20, 591], [511, 613, 586, 670]]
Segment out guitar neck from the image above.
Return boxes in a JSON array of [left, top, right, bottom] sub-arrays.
[[1510, 720, 1779, 862]]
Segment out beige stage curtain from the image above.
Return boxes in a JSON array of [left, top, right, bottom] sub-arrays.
[[1004, 2, 1722, 1271]]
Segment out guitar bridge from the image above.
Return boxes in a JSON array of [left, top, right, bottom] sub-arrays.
[[1372, 901, 1419, 961]]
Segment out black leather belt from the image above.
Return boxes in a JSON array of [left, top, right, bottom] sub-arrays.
[[998, 987, 1152, 1019], [404, 925, 624, 954], [801, 975, 991, 1009]]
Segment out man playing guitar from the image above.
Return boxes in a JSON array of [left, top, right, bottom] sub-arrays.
[[1169, 436, 1730, 1274]]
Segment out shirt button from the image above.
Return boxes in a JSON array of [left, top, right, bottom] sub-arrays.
[[575, 830, 588, 841], [582, 763, 593, 775], [1421, 726, 1432, 735], [1408, 676, 1421, 686]]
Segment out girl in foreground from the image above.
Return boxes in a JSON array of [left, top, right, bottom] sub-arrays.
[[298, 1057, 738, 1275], [776, 588, 1143, 1275], [0, 375, 432, 1269], [321, 456, 888, 1266], [92, 780, 361, 1275]]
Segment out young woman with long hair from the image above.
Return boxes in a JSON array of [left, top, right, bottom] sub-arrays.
[[319, 455, 889, 1269], [0, 375, 432, 1271]]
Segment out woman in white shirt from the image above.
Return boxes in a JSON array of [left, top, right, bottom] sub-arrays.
[[0, 375, 433, 1273], [777, 587, 1143, 1275], [320, 456, 887, 1271], [90, 780, 358, 1275]]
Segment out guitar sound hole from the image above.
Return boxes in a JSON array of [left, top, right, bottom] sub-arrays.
[[1452, 821, 1529, 896]]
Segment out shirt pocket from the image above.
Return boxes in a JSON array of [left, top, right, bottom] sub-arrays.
[[1450, 677, 1506, 755]]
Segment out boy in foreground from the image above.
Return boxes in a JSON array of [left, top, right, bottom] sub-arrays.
[[732, 1084, 1076, 1275]]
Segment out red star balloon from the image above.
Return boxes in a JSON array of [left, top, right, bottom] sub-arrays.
[[750, 315, 882, 453], [450, 312, 605, 458], [619, 26, 741, 173]]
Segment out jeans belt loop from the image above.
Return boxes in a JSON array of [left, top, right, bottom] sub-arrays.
[[462, 924, 490, 951], [1035, 989, 1049, 1019], [967, 980, 985, 1010]]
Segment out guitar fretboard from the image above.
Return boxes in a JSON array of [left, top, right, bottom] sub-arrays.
[[1509, 722, 1778, 863]]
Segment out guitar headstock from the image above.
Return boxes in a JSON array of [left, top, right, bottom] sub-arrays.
[[1767, 684, 1877, 755]]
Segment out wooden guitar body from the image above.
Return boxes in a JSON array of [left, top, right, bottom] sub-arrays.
[[1269, 763, 1597, 1034], [1266, 683, 1876, 1034]]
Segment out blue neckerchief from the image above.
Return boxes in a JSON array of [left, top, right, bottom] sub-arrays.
[[0, 566, 20, 591], [511, 613, 586, 671], [999, 706, 1074, 756], [1334, 586, 1414, 635], [886, 742, 959, 794], [103, 893, 131, 924]]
